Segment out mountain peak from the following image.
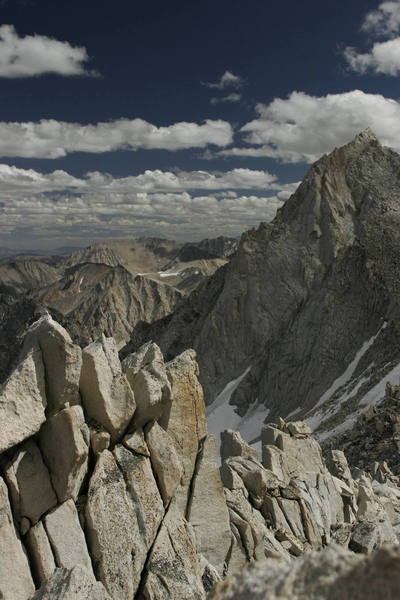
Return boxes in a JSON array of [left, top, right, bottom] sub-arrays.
[[348, 127, 380, 147]]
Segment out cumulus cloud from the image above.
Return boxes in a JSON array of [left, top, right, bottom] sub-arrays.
[[344, 1, 400, 75], [0, 163, 298, 246], [1, 191, 285, 247], [0, 164, 286, 194], [202, 70, 243, 90], [0, 118, 233, 158], [0, 25, 94, 77], [219, 90, 400, 163], [210, 93, 242, 105], [344, 36, 400, 75], [361, 1, 400, 38]]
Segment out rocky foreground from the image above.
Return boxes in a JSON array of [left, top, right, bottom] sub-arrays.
[[0, 314, 399, 599]]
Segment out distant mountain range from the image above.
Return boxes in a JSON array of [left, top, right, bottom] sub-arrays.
[[0, 235, 238, 383]]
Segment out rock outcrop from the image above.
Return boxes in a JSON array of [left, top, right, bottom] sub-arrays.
[[1, 316, 400, 600], [0, 349, 46, 453]]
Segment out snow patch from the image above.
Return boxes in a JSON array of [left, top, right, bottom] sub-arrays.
[[315, 359, 400, 441], [315, 322, 387, 410], [158, 270, 181, 278], [207, 366, 269, 458]]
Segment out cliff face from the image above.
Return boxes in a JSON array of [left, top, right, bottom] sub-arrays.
[[1, 315, 400, 599], [126, 130, 400, 442]]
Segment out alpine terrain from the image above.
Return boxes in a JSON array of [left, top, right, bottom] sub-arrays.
[[1, 132, 400, 600], [126, 130, 400, 451]]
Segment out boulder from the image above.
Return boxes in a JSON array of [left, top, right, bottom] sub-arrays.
[[276, 432, 324, 475], [0, 477, 35, 600], [144, 420, 183, 505], [124, 343, 172, 429], [4, 440, 57, 530], [326, 450, 353, 485], [350, 520, 397, 554], [122, 429, 150, 456], [44, 499, 94, 576], [80, 335, 135, 442], [26, 521, 56, 586], [40, 405, 89, 502], [187, 435, 231, 575], [286, 421, 312, 437], [262, 444, 304, 485], [220, 430, 259, 463], [261, 425, 282, 447], [90, 429, 110, 454], [22, 315, 82, 414], [31, 566, 111, 599], [121, 340, 161, 379], [140, 500, 206, 600], [0, 350, 46, 453]]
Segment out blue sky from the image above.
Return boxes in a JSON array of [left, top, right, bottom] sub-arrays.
[[1, 0, 400, 248]]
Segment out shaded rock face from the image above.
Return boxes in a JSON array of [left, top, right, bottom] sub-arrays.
[[0, 349, 46, 453], [0, 291, 39, 385], [126, 131, 400, 443], [31, 566, 111, 600], [1, 316, 400, 600]]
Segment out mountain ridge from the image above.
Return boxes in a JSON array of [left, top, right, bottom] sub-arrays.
[[122, 130, 400, 445]]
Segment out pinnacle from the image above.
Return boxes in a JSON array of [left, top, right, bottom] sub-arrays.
[[350, 127, 380, 145]]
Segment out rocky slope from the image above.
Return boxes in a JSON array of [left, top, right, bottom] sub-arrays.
[[0, 235, 236, 382], [125, 130, 400, 447], [0, 314, 399, 599], [0, 261, 60, 294], [37, 264, 182, 348]]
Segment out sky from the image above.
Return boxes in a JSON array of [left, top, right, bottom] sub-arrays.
[[2, 0, 400, 249]]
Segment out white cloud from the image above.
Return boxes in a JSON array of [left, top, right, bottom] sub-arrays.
[[210, 93, 242, 105], [361, 1, 400, 38], [0, 164, 285, 194], [221, 90, 400, 163], [0, 163, 298, 246], [0, 25, 94, 77], [344, 37, 400, 75], [0, 118, 233, 158], [202, 70, 243, 90], [1, 191, 284, 246], [344, 1, 400, 75]]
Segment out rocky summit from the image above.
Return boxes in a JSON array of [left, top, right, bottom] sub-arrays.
[[126, 130, 400, 448], [0, 313, 399, 599]]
